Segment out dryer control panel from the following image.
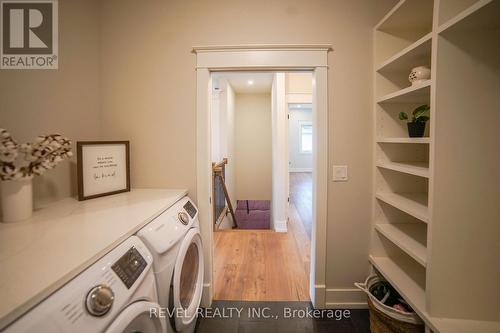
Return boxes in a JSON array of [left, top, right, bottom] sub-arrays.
[[183, 200, 197, 218], [111, 247, 147, 289]]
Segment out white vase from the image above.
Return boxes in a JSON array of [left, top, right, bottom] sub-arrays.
[[409, 66, 431, 86], [1, 179, 33, 223]]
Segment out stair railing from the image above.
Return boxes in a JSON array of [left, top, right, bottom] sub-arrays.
[[212, 158, 238, 229]]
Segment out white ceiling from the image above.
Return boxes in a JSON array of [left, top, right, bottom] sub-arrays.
[[214, 72, 273, 94]]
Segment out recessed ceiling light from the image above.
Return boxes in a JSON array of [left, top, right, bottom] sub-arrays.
[[247, 80, 254, 85], [297, 104, 302, 108]]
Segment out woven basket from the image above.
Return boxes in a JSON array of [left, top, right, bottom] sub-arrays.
[[356, 275, 425, 333], [368, 297, 424, 333]]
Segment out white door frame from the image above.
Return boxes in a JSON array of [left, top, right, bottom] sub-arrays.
[[193, 44, 331, 308]]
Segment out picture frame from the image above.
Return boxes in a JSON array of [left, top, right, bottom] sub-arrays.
[[77, 141, 130, 201]]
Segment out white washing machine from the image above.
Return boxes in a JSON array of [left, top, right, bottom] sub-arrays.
[[137, 196, 204, 333], [5, 236, 165, 333]]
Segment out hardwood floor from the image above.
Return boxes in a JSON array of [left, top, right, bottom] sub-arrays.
[[289, 172, 312, 239], [213, 172, 312, 301]]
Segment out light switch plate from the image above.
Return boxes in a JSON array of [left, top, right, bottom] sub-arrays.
[[332, 165, 348, 182]]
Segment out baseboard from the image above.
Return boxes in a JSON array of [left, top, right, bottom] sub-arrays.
[[289, 168, 312, 173], [324, 302, 368, 309], [273, 219, 287, 232], [324, 288, 368, 309], [310, 284, 327, 309], [201, 283, 212, 308]]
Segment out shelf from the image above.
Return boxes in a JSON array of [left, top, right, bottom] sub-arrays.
[[438, 0, 482, 26], [375, 0, 434, 36], [370, 256, 500, 333], [433, 317, 500, 333], [438, 0, 499, 35], [369, 255, 427, 321], [377, 161, 429, 178], [377, 80, 431, 104], [376, 33, 432, 73], [376, 192, 429, 223], [377, 137, 430, 144], [375, 223, 427, 266]]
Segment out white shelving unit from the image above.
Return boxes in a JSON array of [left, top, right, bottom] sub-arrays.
[[371, 1, 500, 332], [369, 255, 426, 318], [377, 80, 431, 104], [376, 192, 429, 223], [377, 137, 430, 144], [377, 161, 429, 178], [375, 223, 427, 266], [376, 33, 432, 73], [437, 0, 496, 32]]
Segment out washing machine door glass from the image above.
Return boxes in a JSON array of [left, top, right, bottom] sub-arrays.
[[173, 228, 204, 331], [105, 301, 165, 333]]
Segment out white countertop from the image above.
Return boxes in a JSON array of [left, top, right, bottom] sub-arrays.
[[0, 188, 187, 330]]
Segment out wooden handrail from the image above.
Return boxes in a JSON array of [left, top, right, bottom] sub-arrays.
[[215, 173, 238, 229], [212, 157, 238, 229], [212, 158, 228, 170]]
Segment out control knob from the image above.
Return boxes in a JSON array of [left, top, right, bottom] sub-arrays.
[[178, 212, 189, 225], [86, 284, 114, 316]]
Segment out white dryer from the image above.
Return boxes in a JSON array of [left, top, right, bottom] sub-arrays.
[[137, 196, 204, 333], [5, 236, 165, 333]]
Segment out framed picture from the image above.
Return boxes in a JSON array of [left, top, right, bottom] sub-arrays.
[[77, 141, 130, 201]]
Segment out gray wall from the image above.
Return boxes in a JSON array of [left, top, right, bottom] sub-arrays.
[[1, 0, 398, 303], [99, 0, 395, 299], [0, 0, 102, 206], [235, 93, 272, 201]]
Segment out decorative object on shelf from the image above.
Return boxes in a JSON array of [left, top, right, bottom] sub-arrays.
[[0, 129, 73, 222], [399, 105, 430, 138], [409, 66, 431, 86], [77, 141, 130, 201]]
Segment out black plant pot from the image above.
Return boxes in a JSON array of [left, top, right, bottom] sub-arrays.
[[407, 122, 426, 138]]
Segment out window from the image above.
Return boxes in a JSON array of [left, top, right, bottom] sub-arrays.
[[300, 122, 312, 153]]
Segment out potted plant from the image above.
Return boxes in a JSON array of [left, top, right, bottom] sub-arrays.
[[399, 105, 430, 138], [0, 129, 72, 222]]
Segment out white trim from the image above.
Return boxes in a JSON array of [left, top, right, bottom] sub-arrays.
[[192, 44, 332, 52], [312, 284, 327, 309], [289, 168, 313, 173], [310, 67, 329, 308], [324, 302, 368, 309], [273, 219, 288, 233], [193, 45, 330, 70], [194, 44, 331, 309], [196, 68, 214, 309], [271, 73, 288, 234], [201, 283, 212, 308], [325, 288, 368, 309]]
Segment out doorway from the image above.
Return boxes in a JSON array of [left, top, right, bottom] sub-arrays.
[[288, 102, 313, 240], [210, 72, 313, 301], [193, 44, 330, 308]]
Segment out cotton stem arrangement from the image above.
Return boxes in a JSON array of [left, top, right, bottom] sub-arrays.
[[0, 129, 73, 181]]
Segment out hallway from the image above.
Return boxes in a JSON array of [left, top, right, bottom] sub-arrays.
[[213, 172, 312, 301], [289, 172, 312, 239]]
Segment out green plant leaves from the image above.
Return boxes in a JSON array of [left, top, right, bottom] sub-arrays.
[[399, 105, 429, 123], [416, 116, 429, 123], [412, 104, 430, 122]]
